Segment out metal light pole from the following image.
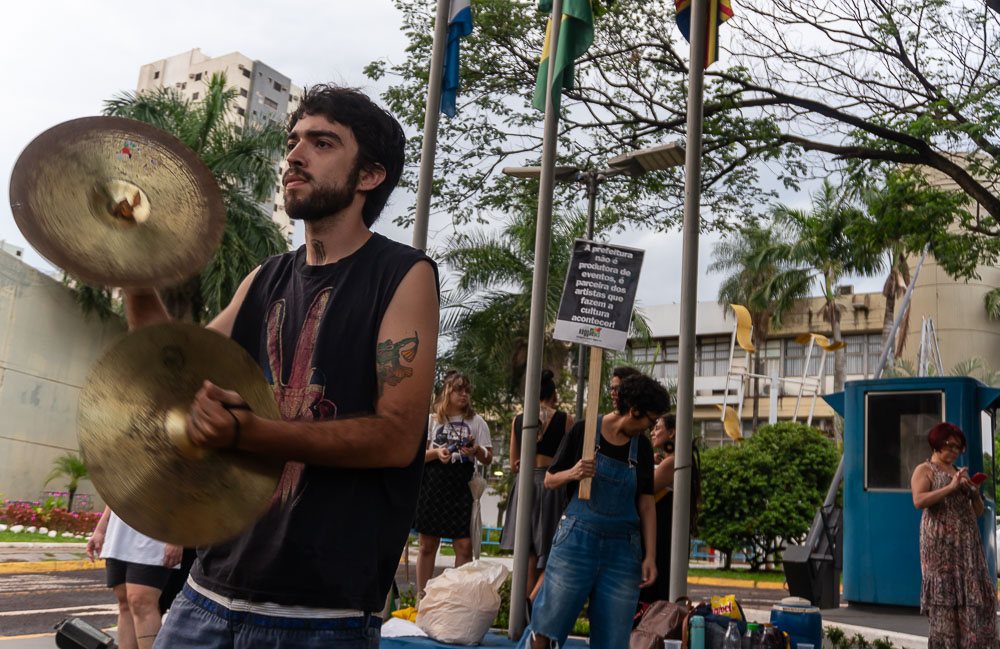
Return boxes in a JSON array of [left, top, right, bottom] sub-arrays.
[[411, 0, 451, 252], [503, 142, 685, 420], [670, 0, 709, 602]]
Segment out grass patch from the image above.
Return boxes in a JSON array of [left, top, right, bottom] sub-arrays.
[[688, 567, 786, 582], [0, 530, 86, 543]]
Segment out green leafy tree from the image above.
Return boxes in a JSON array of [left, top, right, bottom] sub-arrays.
[[710, 224, 811, 429], [773, 181, 885, 394], [43, 452, 88, 512], [371, 0, 999, 272], [699, 422, 840, 570], [439, 198, 653, 513], [72, 72, 288, 322]]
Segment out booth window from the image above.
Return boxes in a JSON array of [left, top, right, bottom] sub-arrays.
[[865, 390, 943, 490], [981, 409, 996, 503]]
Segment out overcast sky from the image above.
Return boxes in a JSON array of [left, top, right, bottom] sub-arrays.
[[0, 0, 881, 312]]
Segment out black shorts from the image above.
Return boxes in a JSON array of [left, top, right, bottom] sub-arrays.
[[105, 557, 174, 590]]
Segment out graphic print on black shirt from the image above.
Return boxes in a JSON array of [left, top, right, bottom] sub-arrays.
[[264, 290, 339, 508], [191, 234, 439, 611]]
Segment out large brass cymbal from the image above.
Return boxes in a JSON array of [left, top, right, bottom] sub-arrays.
[[79, 322, 281, 547], [9, 116, 225, 288]]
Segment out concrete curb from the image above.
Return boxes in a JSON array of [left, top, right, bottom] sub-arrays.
[[0, 559, 103, 574], [0, 542, 87, 549], [688, 575, 787, 591]]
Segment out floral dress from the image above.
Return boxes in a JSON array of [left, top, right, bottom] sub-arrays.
[[919, 461, 998, 648]]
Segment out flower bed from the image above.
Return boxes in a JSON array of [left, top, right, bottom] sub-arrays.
[[1, 500, 101, 535]]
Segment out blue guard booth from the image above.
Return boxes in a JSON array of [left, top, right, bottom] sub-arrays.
[[824, 376, 1000, 606]]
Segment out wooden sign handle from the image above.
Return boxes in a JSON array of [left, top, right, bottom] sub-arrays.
[[578, 346, 603, 500]]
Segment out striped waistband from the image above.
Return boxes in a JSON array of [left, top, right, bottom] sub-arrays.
[[181, 582, 381, 631]]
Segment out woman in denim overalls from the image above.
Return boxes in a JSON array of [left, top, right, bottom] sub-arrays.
[[519, 374, 669, 649]]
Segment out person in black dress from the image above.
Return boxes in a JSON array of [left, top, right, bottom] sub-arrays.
[[414, 370, 493, 597], [500, 369, 574, 604]]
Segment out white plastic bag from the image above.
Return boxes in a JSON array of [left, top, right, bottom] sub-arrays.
[[416, 559, 510, 645]]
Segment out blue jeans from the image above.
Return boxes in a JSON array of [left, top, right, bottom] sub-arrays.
[[153, 584, 381, 649], [518, 516, 642, 649]]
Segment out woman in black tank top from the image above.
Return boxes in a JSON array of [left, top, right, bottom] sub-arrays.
[[500, 369, 574, 605]]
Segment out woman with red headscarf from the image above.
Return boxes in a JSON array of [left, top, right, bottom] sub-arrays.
[[911, 421, 997, 648]]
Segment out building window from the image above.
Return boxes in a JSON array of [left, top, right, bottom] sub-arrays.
[[242, 68, 251, 78], [844, 334, 865, 375], [263, 97, 278, 110], [273, 81, 282, 92], [153, 70, 160, 79], [194, 72, 202, 81], [700, 420, 740, 449], [240, 88, 248, 97], [759, 339, 781, 377], [784, 337, 833, 377], [237, 107, 245, 116], [192, 92, 199, 100], [867, 333, 883, 375], [697, 336, 731, 377]]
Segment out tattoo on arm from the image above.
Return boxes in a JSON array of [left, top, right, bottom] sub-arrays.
[[376, 332, 419, 394]]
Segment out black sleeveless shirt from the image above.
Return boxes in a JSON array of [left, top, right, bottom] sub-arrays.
[[190, 233, 437, 610], [514, 410, 569, 457]]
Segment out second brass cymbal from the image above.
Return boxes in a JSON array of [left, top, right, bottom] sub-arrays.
[[79, 322, 281, 547], [9, 116, 225, 288]]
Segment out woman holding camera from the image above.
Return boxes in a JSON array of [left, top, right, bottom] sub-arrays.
[[414, 370, 493, 598]]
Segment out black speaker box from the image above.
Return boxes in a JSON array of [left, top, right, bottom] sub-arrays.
[[53, 617, 116, 649]]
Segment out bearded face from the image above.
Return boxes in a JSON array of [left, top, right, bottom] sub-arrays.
[[283, 162, 361, 222]]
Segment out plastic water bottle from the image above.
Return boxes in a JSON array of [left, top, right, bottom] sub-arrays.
[[689, 616, 705, 649], [742, 623, 759, 649], [760, 624, 784, 649], [723, 620, 741, 649]]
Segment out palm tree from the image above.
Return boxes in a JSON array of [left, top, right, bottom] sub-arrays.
[[710, 224, 811, 430], [438, 208, 585, 418], [44, 452, 88, 512], [773, 181, 884, 393], [73, 72, 288, 322]]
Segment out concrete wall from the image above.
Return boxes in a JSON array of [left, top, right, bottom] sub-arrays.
[[903, 254, 1000, 373], [900, 164, 1000, 374], [0, 251, 126, 505]]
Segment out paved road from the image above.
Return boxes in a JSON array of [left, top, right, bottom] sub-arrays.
[[0, 568, 115, 637], [0, 555, 785, 638]]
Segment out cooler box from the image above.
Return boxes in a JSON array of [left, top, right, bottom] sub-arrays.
[[769, 597, 822, 649]]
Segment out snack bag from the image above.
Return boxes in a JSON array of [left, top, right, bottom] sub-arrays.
[[710, 594, 741, 619]]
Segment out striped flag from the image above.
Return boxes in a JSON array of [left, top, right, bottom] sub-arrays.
[[440, 0, 473, 117], [532, 0, 594, 113], [676, 0, 733, 68]]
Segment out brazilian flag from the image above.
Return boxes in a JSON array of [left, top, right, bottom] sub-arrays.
[[532, 0, 594, 113]]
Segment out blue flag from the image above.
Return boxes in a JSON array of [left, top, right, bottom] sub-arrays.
[[440, 0, 473, 117]]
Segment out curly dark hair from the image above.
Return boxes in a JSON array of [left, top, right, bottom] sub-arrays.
[[615, 374, 671, 417], [612, 366, 642, 382], [289, 85, 405, 227]]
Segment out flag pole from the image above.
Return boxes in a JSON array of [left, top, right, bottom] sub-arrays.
[[508, 0, 563, 640], [669, 0, 708, 602], [412, 0, 451, 252]]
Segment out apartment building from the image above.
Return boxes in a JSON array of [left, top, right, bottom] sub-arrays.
[[136, 48, 301, 244]]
